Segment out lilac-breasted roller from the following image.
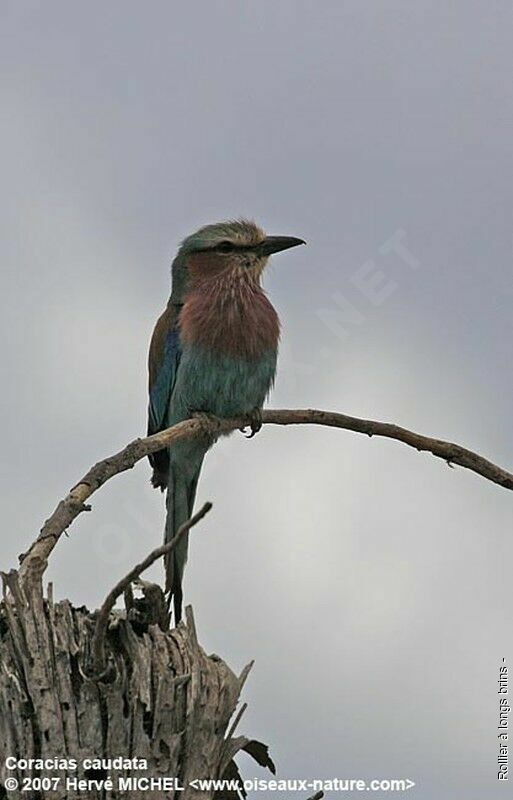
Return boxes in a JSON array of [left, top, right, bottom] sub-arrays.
[[148, 219, 304, 622]]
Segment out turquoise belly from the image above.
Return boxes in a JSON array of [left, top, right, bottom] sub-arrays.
[[168, 344, 277, 426]]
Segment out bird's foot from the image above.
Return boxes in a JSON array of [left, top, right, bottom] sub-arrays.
[[191, 411, 221, 436], [240, 407, 263, 439]]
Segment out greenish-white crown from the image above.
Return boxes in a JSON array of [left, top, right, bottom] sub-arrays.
[[170, 219, 266, 304], [179, 219, 266, 253]]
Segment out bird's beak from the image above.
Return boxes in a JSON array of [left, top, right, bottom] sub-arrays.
[[258, 236, 306, 256]]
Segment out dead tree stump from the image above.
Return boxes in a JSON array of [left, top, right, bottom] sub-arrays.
[[2, 407, 506, 798], [0, 571, 271, 800]]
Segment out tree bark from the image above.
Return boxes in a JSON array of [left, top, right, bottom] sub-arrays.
[[0, 569, 269, 800], [1, 406, 510, 798], [19, 407, 513, 601]]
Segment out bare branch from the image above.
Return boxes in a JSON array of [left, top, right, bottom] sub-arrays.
[[90, 502, 212, 676], [226, 702, 248, 741], [18, 408, 513, 590]]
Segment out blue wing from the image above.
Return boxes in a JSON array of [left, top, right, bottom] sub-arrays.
[[147, 306, 182, 489]]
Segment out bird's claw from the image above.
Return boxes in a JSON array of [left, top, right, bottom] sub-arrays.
[[240, 408, 263, 439]]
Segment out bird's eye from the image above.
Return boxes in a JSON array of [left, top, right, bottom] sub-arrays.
[[217, 241, 235, 253]]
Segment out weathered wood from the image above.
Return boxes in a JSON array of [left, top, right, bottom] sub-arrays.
[[5, 405, 507, 798], [0, 573, 267, 799], [19, 407, 513, 594]]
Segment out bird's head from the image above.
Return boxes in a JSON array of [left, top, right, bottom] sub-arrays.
[[170, 219, 304, 301]]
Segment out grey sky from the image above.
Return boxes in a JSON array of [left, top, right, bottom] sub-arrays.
[[1, 2, 512, 798]]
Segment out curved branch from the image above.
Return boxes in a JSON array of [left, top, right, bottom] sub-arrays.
[[18, 408, 513, 589], [91, 502, 212, 675]]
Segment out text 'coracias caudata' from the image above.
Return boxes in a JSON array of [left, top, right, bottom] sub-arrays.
[[147, 219, 305, 622]]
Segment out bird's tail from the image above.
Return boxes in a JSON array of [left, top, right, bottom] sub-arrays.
[[164, 456, 203, 624]]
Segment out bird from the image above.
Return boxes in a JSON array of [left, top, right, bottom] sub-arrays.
[[147, 219, 304, 623]]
